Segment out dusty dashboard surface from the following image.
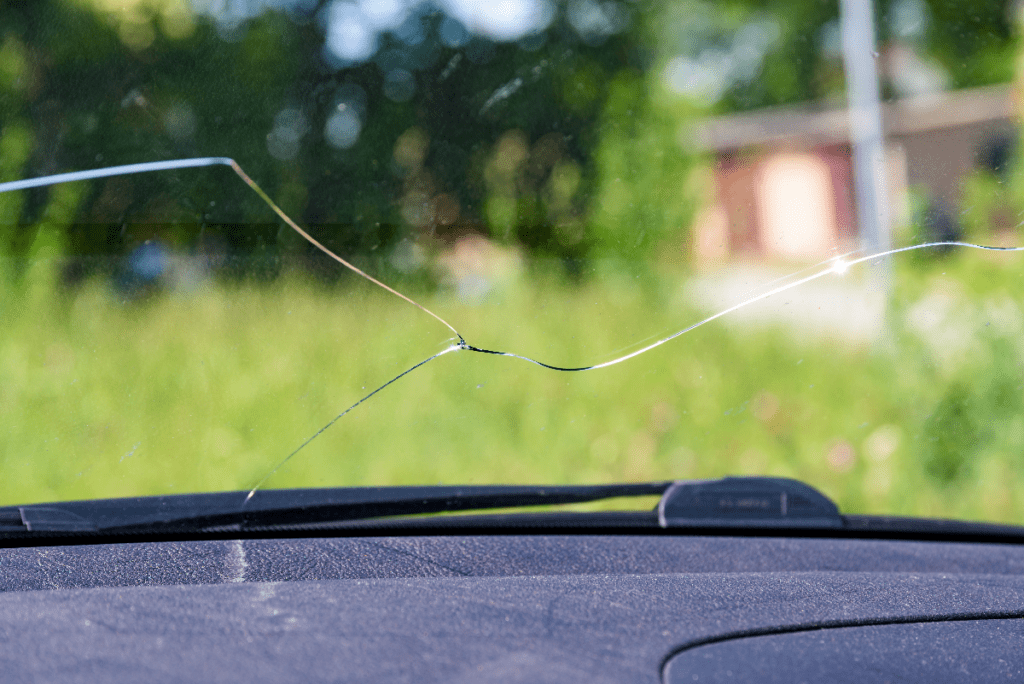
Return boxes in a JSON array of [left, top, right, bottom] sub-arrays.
[[1, 535, 1024, 682]]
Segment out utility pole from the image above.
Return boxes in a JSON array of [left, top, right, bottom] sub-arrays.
[[840, 0, 892, 275]]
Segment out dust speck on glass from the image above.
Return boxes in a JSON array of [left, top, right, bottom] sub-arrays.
[[1, 0, 1022, 524]]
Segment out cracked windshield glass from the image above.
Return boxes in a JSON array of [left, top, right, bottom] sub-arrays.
[[2, 0, 1023, 523]]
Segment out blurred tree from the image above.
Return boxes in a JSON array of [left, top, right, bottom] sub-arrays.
[[0, 0, 1017, 278], [953, 0, 1024, 239], [589, 68, 699, 264], [1, 0, 668, 275]]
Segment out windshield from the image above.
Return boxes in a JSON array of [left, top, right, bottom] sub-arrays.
[[1, 0, 1022, 525]]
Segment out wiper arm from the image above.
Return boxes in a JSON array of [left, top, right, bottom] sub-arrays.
[[0, 477, 842, 536], [0, 482, 667, 535]]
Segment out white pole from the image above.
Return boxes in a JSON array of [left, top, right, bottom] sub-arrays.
[[840, 0, 892, 274]]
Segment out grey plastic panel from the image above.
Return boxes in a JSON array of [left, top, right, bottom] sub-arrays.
[[1, 572, 1023, 683]]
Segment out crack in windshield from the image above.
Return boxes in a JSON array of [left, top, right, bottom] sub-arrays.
[[2, 156, 1024, 511], [7, 158, 1023, 509]]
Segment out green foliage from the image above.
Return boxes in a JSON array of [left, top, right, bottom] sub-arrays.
[[0, 0, 682, 274], [922, 383, 978, 483], [4, 254, 1024, 525], [655, 0, 1017, 111], [886, 251, 1024, 500], [955, 165, 1024, 260], [919, 335, 1024, 487], [588, 70, 699, 263], [917, 0, 1017, 88], [3, 0, 1020, 278]]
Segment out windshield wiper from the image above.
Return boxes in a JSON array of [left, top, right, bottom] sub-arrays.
[[0, 477, 846, 537], [5, 476, 1023, 542]]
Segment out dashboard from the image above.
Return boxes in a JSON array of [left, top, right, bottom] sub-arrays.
[[2, 533, 1023, 682]]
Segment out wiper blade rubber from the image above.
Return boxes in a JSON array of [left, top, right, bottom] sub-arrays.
[[0, 477, 843, 536]]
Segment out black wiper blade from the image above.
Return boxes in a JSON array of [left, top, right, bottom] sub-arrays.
[[0, 482, 669, 535], [0, 477, 844, 537]]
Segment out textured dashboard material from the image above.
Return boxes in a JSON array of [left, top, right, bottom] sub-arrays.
[[4, 535, 1024, 591], [1, 536, 1023, 682], [2, 572, 1024, 683]]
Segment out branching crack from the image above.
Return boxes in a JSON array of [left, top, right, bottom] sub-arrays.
[[4, 158, 1023, 505]]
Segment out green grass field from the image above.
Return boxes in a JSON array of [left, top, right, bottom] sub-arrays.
[[3, 249, 1024, 524]]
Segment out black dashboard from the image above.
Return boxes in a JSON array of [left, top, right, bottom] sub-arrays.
[[2, 533, 1023, 682]]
